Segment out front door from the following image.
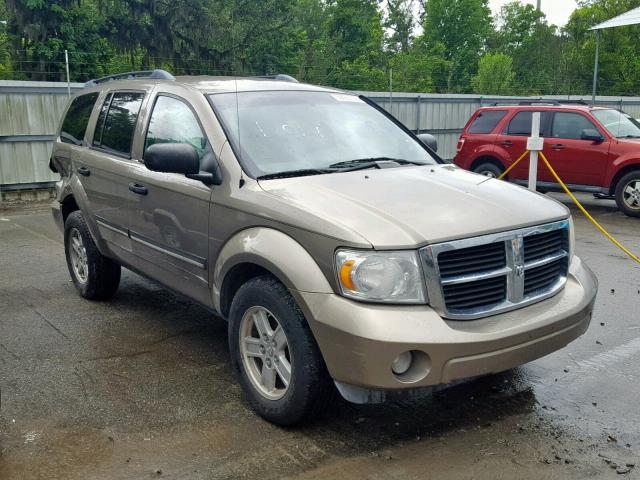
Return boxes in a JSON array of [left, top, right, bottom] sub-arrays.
[[543, 111, 610, 187], [127, 94, 213, 306]]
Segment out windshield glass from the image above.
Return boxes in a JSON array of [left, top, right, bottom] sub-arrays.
[[209, 91, 436, 177], [592, 109, 640, 138]]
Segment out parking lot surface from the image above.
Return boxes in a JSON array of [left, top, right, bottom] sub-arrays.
[[0, 193, 639, 479]]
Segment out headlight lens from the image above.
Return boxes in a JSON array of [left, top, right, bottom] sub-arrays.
[[335, 249, 427, 303]]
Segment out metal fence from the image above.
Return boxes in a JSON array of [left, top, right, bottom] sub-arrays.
[[3, 79, 640, 190]]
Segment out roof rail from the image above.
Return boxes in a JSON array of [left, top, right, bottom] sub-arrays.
[[253, 74, 299, 83], [85, 69, 175, 87], [489, 99, 590, 107]]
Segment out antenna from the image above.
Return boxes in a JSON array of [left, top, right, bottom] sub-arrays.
[[231, 0, 245, 188]]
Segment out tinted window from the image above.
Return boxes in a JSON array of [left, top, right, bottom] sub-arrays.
[[93, 93, 112, 148], [60, 93, 99, 145], [144, 96, 208, 159], [551, 112, 599, 140], [93, 92, 144, 155], [468, 110, 507, 134], [505, 111, 549, 136]]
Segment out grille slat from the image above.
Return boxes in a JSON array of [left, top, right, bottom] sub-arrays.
[[524, 229, 566, 262], [442, 275, 507, 310], [524, 258, 566, 296], [438, 242, 506, 278]]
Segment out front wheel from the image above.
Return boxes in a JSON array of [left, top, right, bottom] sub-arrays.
[[473, 162, 503, 179], [228, 275, 332, 425], [615, 171, 640, 218]]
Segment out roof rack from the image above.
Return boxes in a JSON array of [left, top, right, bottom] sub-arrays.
[[85, 69, 175, 87], [489, 99, 590, 107], [253, 74, 299, 83]]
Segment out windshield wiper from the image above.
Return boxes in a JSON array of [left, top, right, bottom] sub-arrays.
[[329, 157, 426, 171], [257, 168, 336, 180]]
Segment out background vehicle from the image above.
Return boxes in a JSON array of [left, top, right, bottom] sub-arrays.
[[50, 71, 597, 425], [453, 101, 640, 217]]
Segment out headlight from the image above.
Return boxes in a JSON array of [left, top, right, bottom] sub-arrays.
[[335, 249, 427, 303]]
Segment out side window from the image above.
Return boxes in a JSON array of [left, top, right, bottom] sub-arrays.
[[505, 111, 550, 136], [144, 95, 208, 160], [60, 93, 99, 145], [92, 92, 144, 156], [467, 110, 507, 134], [551, 112, 599, 140]]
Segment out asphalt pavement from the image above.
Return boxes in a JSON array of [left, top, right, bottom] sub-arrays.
[[0, 193, 639, 479]]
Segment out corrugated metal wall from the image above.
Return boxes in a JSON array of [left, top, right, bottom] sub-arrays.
[[2, 80, 640, 188], [0, 81, 83, 188]]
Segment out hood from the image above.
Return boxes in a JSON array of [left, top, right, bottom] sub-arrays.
[[258, 164, 569, 248]]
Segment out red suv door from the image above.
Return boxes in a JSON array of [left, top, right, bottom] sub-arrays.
[[496, 110, 554, 182], [542, 111, 610, 187]]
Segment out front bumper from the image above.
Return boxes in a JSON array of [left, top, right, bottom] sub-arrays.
[[297, 256, 597, 392]]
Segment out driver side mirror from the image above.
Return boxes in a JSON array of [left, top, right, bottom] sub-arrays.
[[417, 133, 438, 152], [144, 143, 200, 174], [581, 128, 604, 143]]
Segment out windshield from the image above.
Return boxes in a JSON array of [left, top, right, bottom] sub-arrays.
[[592, 109, 640, 138], [209, 91, 437, 177]]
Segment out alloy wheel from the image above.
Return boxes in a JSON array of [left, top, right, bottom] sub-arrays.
[[239, 306, 292, 400], [69, 228, 88, 283]]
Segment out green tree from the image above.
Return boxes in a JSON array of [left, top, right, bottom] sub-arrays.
[[385, 0, 415, 53], [422, 0, 492, 92], [471, 52, 515, 94]]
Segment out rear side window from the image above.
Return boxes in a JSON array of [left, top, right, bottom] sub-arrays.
[[551, 112, 598, 140], [505, 111, 550, 136], [60, 93, 99, 145], [467, 110, 507, 134], [93, 92, 144, 156]]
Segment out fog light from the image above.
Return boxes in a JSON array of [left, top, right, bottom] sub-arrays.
[[391, 351, 413, 375]]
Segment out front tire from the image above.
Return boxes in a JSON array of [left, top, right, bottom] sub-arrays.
[[615, 171, 640, 218], [228, 275, 331, 425], [64, 211, 121, 300], [473, 162, 503, 179]]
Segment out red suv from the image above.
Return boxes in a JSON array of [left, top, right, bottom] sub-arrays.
[[453, 102, 640, 217]]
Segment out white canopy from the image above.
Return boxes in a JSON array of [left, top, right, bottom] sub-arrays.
[[590, 6, 640, 30]]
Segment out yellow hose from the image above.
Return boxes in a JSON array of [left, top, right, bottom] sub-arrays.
[[497, 150, 529, 180], [536, 151, 640, 264]]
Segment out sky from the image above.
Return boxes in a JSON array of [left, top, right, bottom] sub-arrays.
[[489, 0, 578, 27]]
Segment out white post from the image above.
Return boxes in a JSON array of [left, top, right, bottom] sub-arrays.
[[65, 50, 71, 97], [526, 112, 543, 192]]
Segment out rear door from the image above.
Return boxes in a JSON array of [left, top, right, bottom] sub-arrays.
[[498, 110, 553, 182], [78, 91, 145, 254], [127, 93, 213, 305], [543, 111, 610, 187]]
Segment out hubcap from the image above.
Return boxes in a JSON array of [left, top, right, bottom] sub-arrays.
[[69, 228, 88, 283], [481, 170, 496, 178], [239, 306, 292, 400], [622, 179, 640, 210]]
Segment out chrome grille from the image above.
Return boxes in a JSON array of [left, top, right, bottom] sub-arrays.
[[420, 220, 570, 320]]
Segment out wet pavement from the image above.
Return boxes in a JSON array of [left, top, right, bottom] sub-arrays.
[[0, 193, 638, 479]]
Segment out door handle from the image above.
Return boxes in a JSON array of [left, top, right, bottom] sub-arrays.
[[552, 143, 565, 150], [501, 140, 513, 146], [77, 166, 91, 176], [128, 182, 148, 195]]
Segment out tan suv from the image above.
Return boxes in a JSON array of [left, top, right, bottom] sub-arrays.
[[50, 70, 598, 425]]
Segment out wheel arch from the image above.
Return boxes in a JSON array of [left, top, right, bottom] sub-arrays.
[[470, 155, 505, 173], [213, 227, 333, 318], [609, 163, 640, 195], [61, 194, 80, 225]]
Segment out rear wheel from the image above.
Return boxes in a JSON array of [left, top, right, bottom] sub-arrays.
[[64, 211, 121, 300], [473, 162, 503, 179], [615, 171, 640, 218], [228, 275, 332, 425]]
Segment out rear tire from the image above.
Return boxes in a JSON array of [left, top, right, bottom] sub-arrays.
[[64, 211, 121, 300], [473, 162, 503, 179], [615, 171, 640, 218], [228, 275, 332, 426]]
